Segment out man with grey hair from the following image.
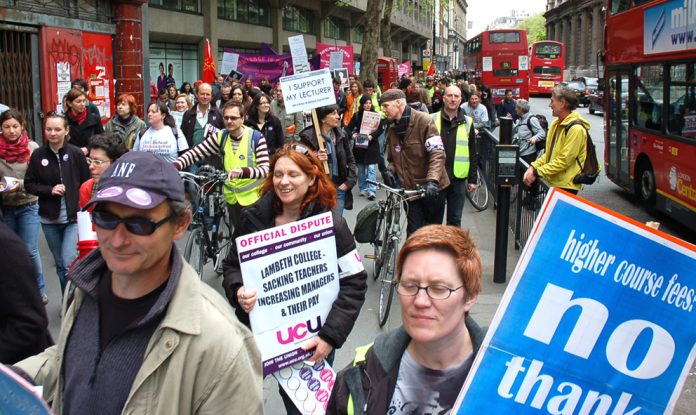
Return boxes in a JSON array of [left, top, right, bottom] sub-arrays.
[[523, 86, 590, 194], [380, 89, 449, 235], [513, 99, 546, 164], [13, 151, 263, 414]]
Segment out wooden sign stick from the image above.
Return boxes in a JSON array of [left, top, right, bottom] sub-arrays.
[[311, 108, 330, 174]]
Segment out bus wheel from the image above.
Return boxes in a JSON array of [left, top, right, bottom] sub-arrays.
[[637, 162, 657, 213]]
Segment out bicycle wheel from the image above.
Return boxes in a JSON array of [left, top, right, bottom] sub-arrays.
[[466, 167, 489, 211], [184, 227, 206, 279], [378, 238, 397, 327], [214, 213, 233, 275], [371, 202, 391, 280]]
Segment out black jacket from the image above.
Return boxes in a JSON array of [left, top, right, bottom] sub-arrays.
[[346, 110, 385, 165], [25, 143, 90, 221], [0, 222, 53, 364], [180, 105, 224, 148], [327, 317, 485, 415], [299, 126, 357, 210], [244, 114, 284, 156], [222, 192, 367, 349], [436, 109, 479, 183], [68, 113, 104, 149]]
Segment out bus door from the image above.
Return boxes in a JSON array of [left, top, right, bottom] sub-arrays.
[[606, 71, 631, 186]]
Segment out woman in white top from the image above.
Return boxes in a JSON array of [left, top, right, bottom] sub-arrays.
[[133, 101, 188, 163]]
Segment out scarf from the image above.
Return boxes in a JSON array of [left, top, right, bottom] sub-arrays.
[[118, 114, 134, 126], [0, 130, 31, 163], [393, 106, 411, 139], [321, 130, 339, 182], [67, 109, 88, 125]]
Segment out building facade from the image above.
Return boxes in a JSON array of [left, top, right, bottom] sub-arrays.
[[544, 0, 605, 80]]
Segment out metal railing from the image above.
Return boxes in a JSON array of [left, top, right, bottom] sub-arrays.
[[478, 128, 551, 251]]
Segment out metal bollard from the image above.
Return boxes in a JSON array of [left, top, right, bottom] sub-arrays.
[[494, 117, 514, 284]]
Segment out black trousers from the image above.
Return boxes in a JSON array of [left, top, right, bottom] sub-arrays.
[[405, 191, 446, 237]]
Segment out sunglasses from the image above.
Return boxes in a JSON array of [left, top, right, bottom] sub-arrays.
[[224, 115, 242, 121], [92, 210, 175, 236]]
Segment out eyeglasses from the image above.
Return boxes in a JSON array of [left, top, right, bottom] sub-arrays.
[[86, 157, 111, 167], [224, 115, 242, 121], [92, 210, 176, 236], [395, 281, 464, 300]]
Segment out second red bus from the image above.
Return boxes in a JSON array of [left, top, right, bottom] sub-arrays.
[[529, 40, 565, 95]]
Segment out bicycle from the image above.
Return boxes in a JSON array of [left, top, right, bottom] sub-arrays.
[[465, 164, 489, 211], [179, 166, 232, 279], [365, 179, 425, 327]]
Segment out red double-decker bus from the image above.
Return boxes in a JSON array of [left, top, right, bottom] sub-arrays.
[[603, 0, 696, 232], [462, 29, 529, 104], [529, 40, 564, 95]]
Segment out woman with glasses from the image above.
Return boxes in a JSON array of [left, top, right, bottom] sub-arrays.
[[79, 132, 129, 211], [244, 92, 284, 155], [299, 104, 357, 216], [222, 143, 367, 415], [105, 94, 147, 149], [133, 101, 188, 163], [0, 108, 47, 302], [327, 225, 485, 415], [25, 113, 90, 294], [64, 87, 104, 155]]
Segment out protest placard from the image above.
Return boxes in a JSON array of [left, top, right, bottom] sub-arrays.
[[237, 212, 339, 377], [353, 111, 381, 149], [220, 51, 239, 77], [279, 69, 335, 115], [0, 364, 52, 415], [289, 35, 310, 74], [453, 189, 696, 414], [329, 51, 343, 70]]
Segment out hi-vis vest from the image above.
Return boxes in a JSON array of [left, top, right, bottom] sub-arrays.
[[218, 126, 264, 206], [431, 111, 473, 179], [346, 343, 373, 415]]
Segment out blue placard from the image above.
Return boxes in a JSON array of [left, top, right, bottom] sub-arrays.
[[454, 190, 696, 414]]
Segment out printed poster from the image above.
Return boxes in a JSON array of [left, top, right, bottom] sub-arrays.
[[273, 360, 336, 415], [453, 189, 696, 414], [237, 212, 339, 376]]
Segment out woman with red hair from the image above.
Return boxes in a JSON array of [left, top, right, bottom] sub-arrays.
[[222, 143, 367, 415], [105, 93, 147, 149]]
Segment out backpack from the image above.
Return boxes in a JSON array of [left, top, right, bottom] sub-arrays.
[[527, 114, 549, 151], [218, 128, 263, 159], [564, 121, 600, 185]]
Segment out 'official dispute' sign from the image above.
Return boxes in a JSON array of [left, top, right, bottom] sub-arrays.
[[454, 189, 696, 414]]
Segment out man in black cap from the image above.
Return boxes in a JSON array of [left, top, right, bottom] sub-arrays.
[[379, 89, 449, 236], [13, 151, 263, 414]]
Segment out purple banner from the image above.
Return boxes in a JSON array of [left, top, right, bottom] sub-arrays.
[[238, 228, 335, 264], [224, 48, 294, 83]]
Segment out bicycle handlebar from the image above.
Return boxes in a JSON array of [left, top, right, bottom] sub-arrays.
[[179, 169, 228, 184], [366, 179, 426, 199]]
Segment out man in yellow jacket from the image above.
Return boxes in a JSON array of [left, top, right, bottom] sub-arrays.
[[523, 85, 590, 194]]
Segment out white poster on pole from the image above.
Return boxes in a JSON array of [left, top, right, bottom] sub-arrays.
[[237, 212, 339, 377], [289, 35, 311, 74], [220, 52, 240, 76], [279, 69, 336, 114], [328, 51, 343, 70]]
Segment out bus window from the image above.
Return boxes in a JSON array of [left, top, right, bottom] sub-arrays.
[[669, 63, 696, 139], [634, 64, 663, 132], [610, 0, 631, 15]]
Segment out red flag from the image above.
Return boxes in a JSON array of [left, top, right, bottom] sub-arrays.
[[202, 39, 216, 84], [427, 59, 435, 77]]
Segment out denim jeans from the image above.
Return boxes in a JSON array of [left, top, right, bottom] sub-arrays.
[[335, 188, 346, 216], [2, 204, 45, 295], [356, 163, 377, 196], [444, 179, 468, 227], [41, 222, 79, 292]]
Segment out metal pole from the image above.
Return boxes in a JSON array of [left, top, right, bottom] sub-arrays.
[[494, 117, 513, 283]]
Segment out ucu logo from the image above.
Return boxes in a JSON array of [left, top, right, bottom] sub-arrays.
[[276, 316, 322, 345]]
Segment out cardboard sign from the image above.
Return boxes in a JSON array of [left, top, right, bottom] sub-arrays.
[[280, 69, 336, 114], [220, 51, 240, 76], [237, 212, 339, 377], [453, 189, 696, 415]]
